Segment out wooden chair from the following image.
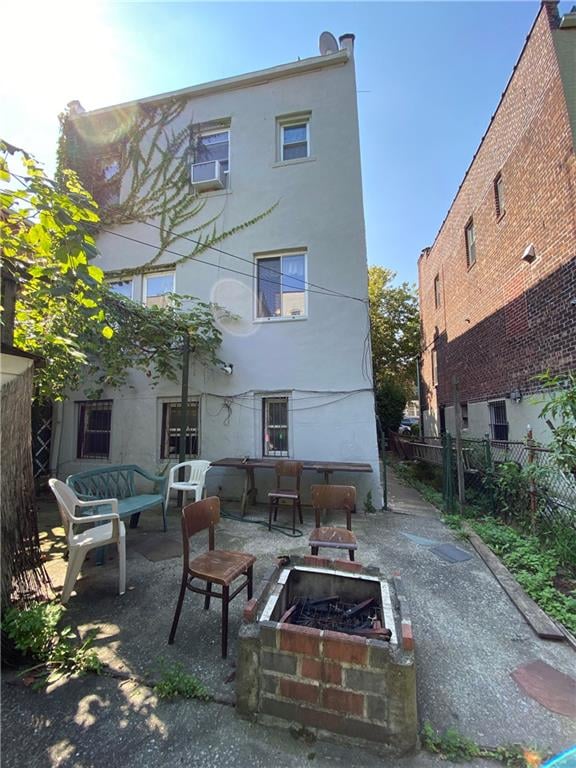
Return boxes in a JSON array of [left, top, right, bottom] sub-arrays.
[[309, 485, 357, 561], [268, 460, 303, 534], [168, 496, 256, 658]]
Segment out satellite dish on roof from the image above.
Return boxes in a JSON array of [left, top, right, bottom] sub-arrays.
[[319, 31, 339, 56]]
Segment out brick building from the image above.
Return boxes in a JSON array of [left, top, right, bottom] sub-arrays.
[[418, 1, 576, 443]]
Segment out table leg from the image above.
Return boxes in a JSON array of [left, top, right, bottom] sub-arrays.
[[248, 468, 257, 505], [241, 471, 249, 517]]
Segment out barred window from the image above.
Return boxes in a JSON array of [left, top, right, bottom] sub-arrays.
[[161, 401, 199, 459], [77, 400, 112, 459], [489, 400, 508, 441], [263, 397, 289, 457]]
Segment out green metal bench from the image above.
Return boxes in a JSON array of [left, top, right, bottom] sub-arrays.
[[67, 464, 168, 532]]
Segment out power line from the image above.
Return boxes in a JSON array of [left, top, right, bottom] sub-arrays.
[[102, 227, 367, 304], [140, 219, 363, 302], [7, 171, 367, 305]]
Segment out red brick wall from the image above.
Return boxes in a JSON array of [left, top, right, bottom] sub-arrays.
[[419, 2, 576, 414]]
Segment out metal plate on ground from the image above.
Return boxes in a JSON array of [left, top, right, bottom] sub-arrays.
[[429, 543, 473, 563], [511, 660, 576, 719]]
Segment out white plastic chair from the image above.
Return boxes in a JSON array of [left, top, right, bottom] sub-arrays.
[[48, 478, 126, 604], [166, 460, 211, 508]]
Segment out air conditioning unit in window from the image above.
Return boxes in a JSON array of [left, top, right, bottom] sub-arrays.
[[191, 160, 225, 191]]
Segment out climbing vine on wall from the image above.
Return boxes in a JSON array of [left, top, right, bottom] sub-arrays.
[[57, 97, 277, 272]]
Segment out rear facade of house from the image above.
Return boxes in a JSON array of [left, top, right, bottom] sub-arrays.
[[53, 37, 383, 506], [418, 1, 576, 444]]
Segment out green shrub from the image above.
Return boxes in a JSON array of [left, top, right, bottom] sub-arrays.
[[2, 601, 102, 685], [154, 660, 211, 701]]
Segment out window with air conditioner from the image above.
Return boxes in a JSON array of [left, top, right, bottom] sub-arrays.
[[192, 129, 229, 191]]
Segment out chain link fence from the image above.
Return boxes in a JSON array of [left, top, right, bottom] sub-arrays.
[[390, 431, 576, 538]]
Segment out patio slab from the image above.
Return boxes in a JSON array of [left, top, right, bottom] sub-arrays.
[[2, 469, 575, 767]]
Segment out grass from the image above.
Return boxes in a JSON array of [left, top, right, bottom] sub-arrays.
[[153, 660, 212, 701], [421, 723, 546, 767]]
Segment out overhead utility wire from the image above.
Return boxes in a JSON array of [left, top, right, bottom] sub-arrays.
[[8, 169, 367, 305], [102, 228, 367, 304], [140, 219, 364, 302]]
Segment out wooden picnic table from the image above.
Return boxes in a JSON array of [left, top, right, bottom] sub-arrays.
[[210, 457, 373, 516]]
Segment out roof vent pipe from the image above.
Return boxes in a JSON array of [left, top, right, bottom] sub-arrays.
[[339, 34, 355, 54]]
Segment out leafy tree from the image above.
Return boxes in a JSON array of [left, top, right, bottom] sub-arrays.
[[368, 266, 420, 394], [375, 377, 407, 434], [1, 142, 225, 402]]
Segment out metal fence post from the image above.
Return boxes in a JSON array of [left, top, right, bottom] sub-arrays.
[[527, 426, 537, 533], [443, 433, 455, 514], [483, 434, 496, 516]]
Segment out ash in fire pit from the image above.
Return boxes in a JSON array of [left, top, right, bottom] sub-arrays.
[[281, 595, 392, 640]]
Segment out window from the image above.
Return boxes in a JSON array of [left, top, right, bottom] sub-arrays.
[[77, 400, 112, 459], [281, 122, 309, 161], [161, 401, 199, 459], [465, 219, 476, 268], [431, 347, 438, 387], [109, 279, 133, 300], [144, 272, 174, 308], [434, 274, 441, 309], [256, 253, 306, 319], [194, 129, 229, 184], [263, 397, 289, 457], [489, 400, 508, 441], [494, 173, 505, 218], [461, 402, 469, 430]]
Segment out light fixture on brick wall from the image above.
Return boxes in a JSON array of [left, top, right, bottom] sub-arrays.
[[510, 387, 522, 403], [522, 244, 537, 264]]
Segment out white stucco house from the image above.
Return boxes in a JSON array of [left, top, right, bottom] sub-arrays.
[[53, 33, 382, 508]]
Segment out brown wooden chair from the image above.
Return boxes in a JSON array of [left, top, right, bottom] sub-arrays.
[[309, 485, 357, 561], [268, 460, 303, 534], [168, 496, 256, 658]]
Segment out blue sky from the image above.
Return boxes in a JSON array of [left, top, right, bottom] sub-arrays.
[[2, 1, 562, 285]]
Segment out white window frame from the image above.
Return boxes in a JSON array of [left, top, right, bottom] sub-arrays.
[[281, 121, 310, 162], [488, 400, 509, 442], [143, 271, 175, 308], [262, 396, 290, 457], [109, 279, 134, 300], [254, 251, 308, 322], [194, 127, 230, 185]]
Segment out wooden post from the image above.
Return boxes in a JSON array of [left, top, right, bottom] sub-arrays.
[[453, 377, 466, 515], [527, 425, 537, 533]]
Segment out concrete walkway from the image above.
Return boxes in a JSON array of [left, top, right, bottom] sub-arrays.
[[2, 466, 575, 767]]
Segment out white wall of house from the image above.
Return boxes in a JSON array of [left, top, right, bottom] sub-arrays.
[[56, 46, 383, 508], [439, 396, 554, 444]]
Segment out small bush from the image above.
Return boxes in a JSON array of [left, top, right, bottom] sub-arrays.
[[154, 660, 211, 701], [1, 601, 102, 685]]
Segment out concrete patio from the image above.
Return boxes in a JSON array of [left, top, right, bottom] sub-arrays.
[[2, 466, 575, 767]]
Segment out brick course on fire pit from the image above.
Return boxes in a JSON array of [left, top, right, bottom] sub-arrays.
[[236, 556, 417, 754]]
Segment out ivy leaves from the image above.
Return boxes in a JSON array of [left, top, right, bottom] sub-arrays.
[[1, 142, 224, 402]]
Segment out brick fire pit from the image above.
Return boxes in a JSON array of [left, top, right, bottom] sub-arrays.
[[236, 556, 417, 754]]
